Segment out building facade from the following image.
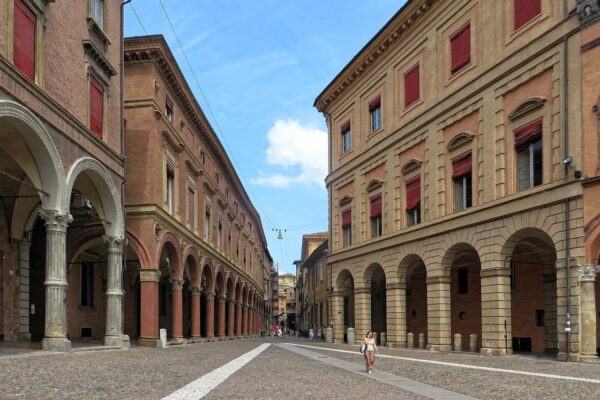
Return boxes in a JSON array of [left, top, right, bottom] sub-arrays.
[[123, 35, 270, 345], [0, 0, 127, 351], [297, 239, 329, 336], [316, 0, 600, 361], [277, 272, 295, 327]]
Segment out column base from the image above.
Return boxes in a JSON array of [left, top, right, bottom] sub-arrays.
[[138, 336, 159, 347], [427, 344, 452, 352], [19, 333, 32, 342], [42, 337, 71, 352], [480, 347, 512, 357], [168, 337, 185, 345], [577, 354, 600, 363], [104, 335, 130, 349]]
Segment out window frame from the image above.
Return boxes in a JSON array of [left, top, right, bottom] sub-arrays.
[[369, 97, 382, 133], [89, 0, 104, 29], [166, 167, 174, 215], [453, 173, 472, 211], [341, 122, 351, 153], [450, 23, 471, 75]]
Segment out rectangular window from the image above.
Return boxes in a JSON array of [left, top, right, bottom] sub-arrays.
[[369, 97, 381, 133], [89, 76, 104, 138], [187, 187, 194, 227], [342, 208, 352, 247], [404, 63, 420, 108], [406, 177, 421, 226], [450, 24, 471, 74], [166, 167, 174, 215], [458, 267, 468, 294], [14, 0, 36, 81], [535, 309, 545, 327], [341, 121, 351, 153], [217, 220, 223, 249], [204, 207, 211, 241], [81, 262, 94, 307], [515, 119, 542, 191], [370, 195, 382, 238], [89, 0, 104, 28], [452, 152, 473, 211], [165, 95, 173, 123], [514, 0, 541, 30]]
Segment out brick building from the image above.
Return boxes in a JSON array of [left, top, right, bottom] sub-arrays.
[[316, 0, 600, 361], [296, 238, 328, 336], [123, 35, 271, 345], [0, 0, 127, 351]]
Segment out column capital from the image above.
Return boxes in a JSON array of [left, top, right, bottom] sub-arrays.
[[206, 291, 216, 300], [426, 275, 451, 285], [579, 264, 599, 282], [243, 304, 249, 310], [227, 299, 236, 305], [236, 301, 243, 306], [103, 236, 125, 251], [480, 267, 511, 279], [218, 296, 226, 304], [139, 269, 161, 283], [171, 278, 185, 290], [331, 291, 344, 297], [40, 209, 72, 232], [190, 286, 202, 295]]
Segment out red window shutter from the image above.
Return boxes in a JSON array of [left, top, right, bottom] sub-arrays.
[[370, 195, 382, 218], [14, 0, 36, 80], [514, 119, 542, 151], [342, 209, 352, 228], [451, 152, 472, 178], [368, 96, 381, 112], [340, 121, 350, 134], [89, 77, 104, 138], [514, 0, 541, 30], [406, 177, 421, 210], [450, 24, 471, 73], [404, 63, 420, 108]]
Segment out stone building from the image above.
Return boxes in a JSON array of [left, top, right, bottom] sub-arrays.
[[123, 35, 270, 345], [277, 272, 295, 326], [0, 0, 127, 351], [315, 0, 600, 361], [296, 239, 329, 336]]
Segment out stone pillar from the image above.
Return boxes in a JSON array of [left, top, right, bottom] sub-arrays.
[[227, 300, 235, 336], [205, 292, 215, 338], [454, 333, 462, 351], [190, 286, 201, 340], [331, 292, 344, 343], [248, 308, 253, 335], [236, 301, 243, 336], [170, 279, 184, 343], [354, 287, 371, 344], [347, 327, 355, 345], [426, 275, 452, 352], [578, 265, 600, 363], [243, 305, 249, 335], [103, 236, 127, 348], [138, 269, 161, 347], [407, 332, 414, 348], [18, 239, 31, 341], [480, 266, 512, 356], [217, 296, 226, 337], [386, 282, 406, 348], [40, 210, 72, 352]]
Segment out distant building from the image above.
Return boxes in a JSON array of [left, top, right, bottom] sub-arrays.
[[277, 273, 296, 328]]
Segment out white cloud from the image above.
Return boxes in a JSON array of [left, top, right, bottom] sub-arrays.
[[252, 119, 327, 189]]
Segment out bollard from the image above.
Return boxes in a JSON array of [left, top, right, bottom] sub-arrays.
[[407, 332, 414, 348], [380, 332, 387, 347], [325, 327, 333, 343], [454, 333, 462, 351], [418, 332, 425, 349], [347, 327, 355, 345], [159, 328, 168, 348], [469, 334, 478, 353]]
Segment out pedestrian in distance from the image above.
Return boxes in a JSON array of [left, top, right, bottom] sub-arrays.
[[363, 331, 379, 373], [309, 327, 314, 341]]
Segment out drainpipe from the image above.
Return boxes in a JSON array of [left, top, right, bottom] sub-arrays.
[[120, 0, 132, 253], [562, 18, 571, 361]]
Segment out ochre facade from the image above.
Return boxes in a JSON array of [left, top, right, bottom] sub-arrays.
[[316, 0, 600, 361]]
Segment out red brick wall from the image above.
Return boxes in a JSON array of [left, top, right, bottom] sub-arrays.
[[450, 256, 481, 351], [406, 270, 427, 343]]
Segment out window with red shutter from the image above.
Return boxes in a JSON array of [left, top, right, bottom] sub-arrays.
[[404, 63, 420, 108], [450, 24, 471, 74], [89, 76, 104, 138], [514, 0, 541, 30], [14, 0, 36, 80]]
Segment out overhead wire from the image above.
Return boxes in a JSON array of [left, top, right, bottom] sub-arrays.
[[128, 2, 148, 35]]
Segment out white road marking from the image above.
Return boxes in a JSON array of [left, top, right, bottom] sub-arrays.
[[162, 343, 271, 400], [288, 343, 600, 385]]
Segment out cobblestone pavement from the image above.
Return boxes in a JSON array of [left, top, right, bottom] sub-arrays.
[[1, 337, 600, 399]]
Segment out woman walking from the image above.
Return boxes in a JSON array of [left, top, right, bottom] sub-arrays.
[[363, 331, 378, 373]]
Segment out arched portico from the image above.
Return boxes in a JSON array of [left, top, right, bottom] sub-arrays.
[[402, 254, 427, 348], [333, 269, 355, 343]]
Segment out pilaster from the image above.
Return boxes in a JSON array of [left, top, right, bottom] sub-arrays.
[[138, 268, 161, 347], [386, 282, 406, 347], [578, 265, 600, 363], [480, 266, 512, 356], [426, 275, 452, 352], [103, 236, 127, 348]]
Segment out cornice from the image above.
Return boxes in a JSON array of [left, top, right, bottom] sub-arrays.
[[82, 40, 116, 77], [314, 0, 435, 112]]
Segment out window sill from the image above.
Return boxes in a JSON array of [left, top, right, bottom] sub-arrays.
[[367, 127, 384, 140], [87, 16, 112, 48], [338, 149, 354, 161]]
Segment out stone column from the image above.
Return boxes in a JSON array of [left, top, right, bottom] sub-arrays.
[[354, 287, 370, 344], [243, 305, 249, 335], [578, 265, 600, 363], [170, 279, 184, 343], [250, 308, 255, 334], [40, 210, 72, 352], [236, 301, 243, 336], [227, 300, 235, 336], [103, 236, 127, 348], [138, 269, 161, 347], [190, 286, 201, 340], [217, 295, 226, 337], [205, 292, 215, 338], [18, 239, 31, 341], [386, 282, 406, 348], [427, 275, 452, 352], [480, 266, 512, 356], [331, 291, 344, 343]]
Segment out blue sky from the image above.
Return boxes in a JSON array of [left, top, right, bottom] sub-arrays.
[[124, 0, 405, 274]]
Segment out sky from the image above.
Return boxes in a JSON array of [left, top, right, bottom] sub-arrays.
[[124, 0, 405, 274]]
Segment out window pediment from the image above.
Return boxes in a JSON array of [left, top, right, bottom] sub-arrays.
[[185, 160, 202, 178], [162, 131, 185, 154], [366, 178, 383, 192], [339, 195, 353, 206], [447, 132, 474, 151], [401, 159, 422, 175], [508, 96, 546, 120]]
